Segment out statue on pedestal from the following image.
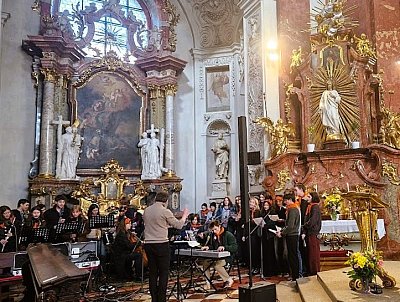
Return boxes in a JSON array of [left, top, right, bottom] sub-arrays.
[[319, 79, 342, 140], [59, 125, 82, 179], [211, 133, 229, 179], [138, 125, 162, 180]]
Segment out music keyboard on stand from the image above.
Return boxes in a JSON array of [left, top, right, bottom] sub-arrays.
[[176, 249, 230, 259]]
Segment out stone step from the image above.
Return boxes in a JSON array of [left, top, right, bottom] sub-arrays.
[[276, 281, 303, 302], [297, 276, 332, 302]]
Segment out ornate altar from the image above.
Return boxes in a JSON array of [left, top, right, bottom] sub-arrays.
[[260, 0, 400, 259], [24, 0, 186, 211]]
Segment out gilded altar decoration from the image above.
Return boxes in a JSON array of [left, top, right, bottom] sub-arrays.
[[380, 106, 400, 149], [94, 159, 130, 213], [353, 33, 376, 58], [128, 181, 148, 209], [312, 0, 358, 40], [275, 169, 291, 192], [381, 159, 400, 186], [342, 190, 396, 289], [289, 46, 303, 74], [255, 117, 295, 159]]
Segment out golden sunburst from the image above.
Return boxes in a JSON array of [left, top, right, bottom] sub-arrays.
[[309, 62, 359, 147]]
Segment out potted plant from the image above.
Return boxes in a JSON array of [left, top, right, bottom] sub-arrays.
[[350, 121, 360, 149], [345, 250, 383, 293], [306, 125, 316, 152]]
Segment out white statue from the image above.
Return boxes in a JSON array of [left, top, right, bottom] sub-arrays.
[[138, 132, 150, 179], [59, 126, 82, 179], [211, 133, 230, 179], [138, 127, 162, 179], [319, 79, 341, 139]]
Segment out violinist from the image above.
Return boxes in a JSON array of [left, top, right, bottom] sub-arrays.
[[294, 184, 309, 277], [182, 214, 202, 240], [0, 206, 20, 252], [112, 218, 143, 281]]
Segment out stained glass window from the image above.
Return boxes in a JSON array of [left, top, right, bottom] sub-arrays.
[[53, 0, 148, 60]]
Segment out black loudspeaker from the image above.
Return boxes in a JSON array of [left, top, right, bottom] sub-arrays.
[[239, 282, 277, 302], [238, 116, 250, 224]]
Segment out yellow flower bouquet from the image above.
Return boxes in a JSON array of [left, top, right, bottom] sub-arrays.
[[345, 251, 383, 283], [323, 193, 343, 220]]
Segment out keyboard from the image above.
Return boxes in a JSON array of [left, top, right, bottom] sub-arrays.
[[176, 249, 230, 259]]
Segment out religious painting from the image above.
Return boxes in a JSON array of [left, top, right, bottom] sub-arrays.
[[320, 45, 345, 68], [206, 66, 230, 112], [75, 72, 143, 171]]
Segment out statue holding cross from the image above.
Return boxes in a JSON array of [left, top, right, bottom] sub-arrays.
[[138, 124, 162, 179], [52, 115, 70, 178]]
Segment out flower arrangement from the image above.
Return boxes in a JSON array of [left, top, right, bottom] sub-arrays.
[[345, 250, 383, 282], [323, 193, 342, 212]]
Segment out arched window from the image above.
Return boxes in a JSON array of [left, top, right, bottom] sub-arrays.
[[52, 0, 150, 62]]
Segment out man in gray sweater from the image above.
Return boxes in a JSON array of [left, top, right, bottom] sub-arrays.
[[276, 191, 300, 281], [144, 191, 189, 302]]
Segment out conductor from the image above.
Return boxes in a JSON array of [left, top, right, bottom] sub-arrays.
[[143, 191, 189, 302]]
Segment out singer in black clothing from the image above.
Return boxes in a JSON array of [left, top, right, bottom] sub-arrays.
[[260, 200, 277, 277], [43, 195, 71, 243], [12, 199, 30, 224], [0, 206, 21, 252]]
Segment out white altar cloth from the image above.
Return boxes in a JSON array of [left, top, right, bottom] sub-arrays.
[[320, 219, 385, 239]]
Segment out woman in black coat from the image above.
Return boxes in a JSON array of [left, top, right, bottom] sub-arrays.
[[112, 218, 143, 281], [261, 200, 278, 277]]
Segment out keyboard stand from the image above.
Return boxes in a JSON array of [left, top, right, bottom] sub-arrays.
[[168, 243, 187, 301]]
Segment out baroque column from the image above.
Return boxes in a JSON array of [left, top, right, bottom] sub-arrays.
[[38, 68, 57, 177], [163, 84, 177, 174]]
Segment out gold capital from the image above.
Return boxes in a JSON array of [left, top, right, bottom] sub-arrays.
[[148, 84, 165, 99], [163, 84, 178, 96], [41, 68, 58, 83]]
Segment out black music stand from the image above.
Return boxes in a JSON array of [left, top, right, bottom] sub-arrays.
[[55, 221, 85, 236], [88, 215, 115, 229], [32, 228, 50, 243]]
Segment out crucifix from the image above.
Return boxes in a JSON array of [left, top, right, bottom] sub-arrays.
[[146, 123, 159, 135], [52, 115, 70, 178]]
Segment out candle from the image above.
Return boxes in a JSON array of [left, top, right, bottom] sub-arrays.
[[347, 183, 350, 192]]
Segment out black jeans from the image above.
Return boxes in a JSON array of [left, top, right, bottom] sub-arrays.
[[144, 242, 170, 302], [285, 235, 299, 280]]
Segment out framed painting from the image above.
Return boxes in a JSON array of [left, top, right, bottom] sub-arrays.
[[206, 66, 230, 112], [73, 72, 145, 174]]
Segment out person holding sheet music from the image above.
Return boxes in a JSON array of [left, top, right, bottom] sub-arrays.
[[273, 195, 289, 277], [242, 197, 261, 274], [260, 199, 278, 277], [0, 206, 20, 252], [65, 205, 87, 242], [19, 206, 46, 248], [43, 195, 71, 243], [201, 220, 236, 289], [86, 203, 102, 241], [276, 192, 301, 282]]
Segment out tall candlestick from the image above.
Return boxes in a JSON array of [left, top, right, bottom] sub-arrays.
[[347, 183, 350, 192]]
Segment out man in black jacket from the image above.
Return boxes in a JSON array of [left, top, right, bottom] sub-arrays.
[[294, 183, 308, 276], [43, 195, 71, 243], [276, 192, 300, 281]]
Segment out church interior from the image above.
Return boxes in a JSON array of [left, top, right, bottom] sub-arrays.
[[1, 0, 400, 301]]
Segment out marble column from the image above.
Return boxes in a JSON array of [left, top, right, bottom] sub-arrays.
[[38, 69, 57, 177], [164, 84, 177, 174]]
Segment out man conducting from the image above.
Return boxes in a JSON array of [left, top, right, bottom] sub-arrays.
[[143, 191, 189, 302]]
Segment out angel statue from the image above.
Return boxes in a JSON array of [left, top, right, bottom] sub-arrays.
[[380, 106, 400, 149], [353, 33, 376, 58], [289, 46, 303, 74], [255, 117, 295, 159]]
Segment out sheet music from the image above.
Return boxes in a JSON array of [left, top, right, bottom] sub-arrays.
[[268, 215, 279, 222], [253, 217, 266, 227]]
